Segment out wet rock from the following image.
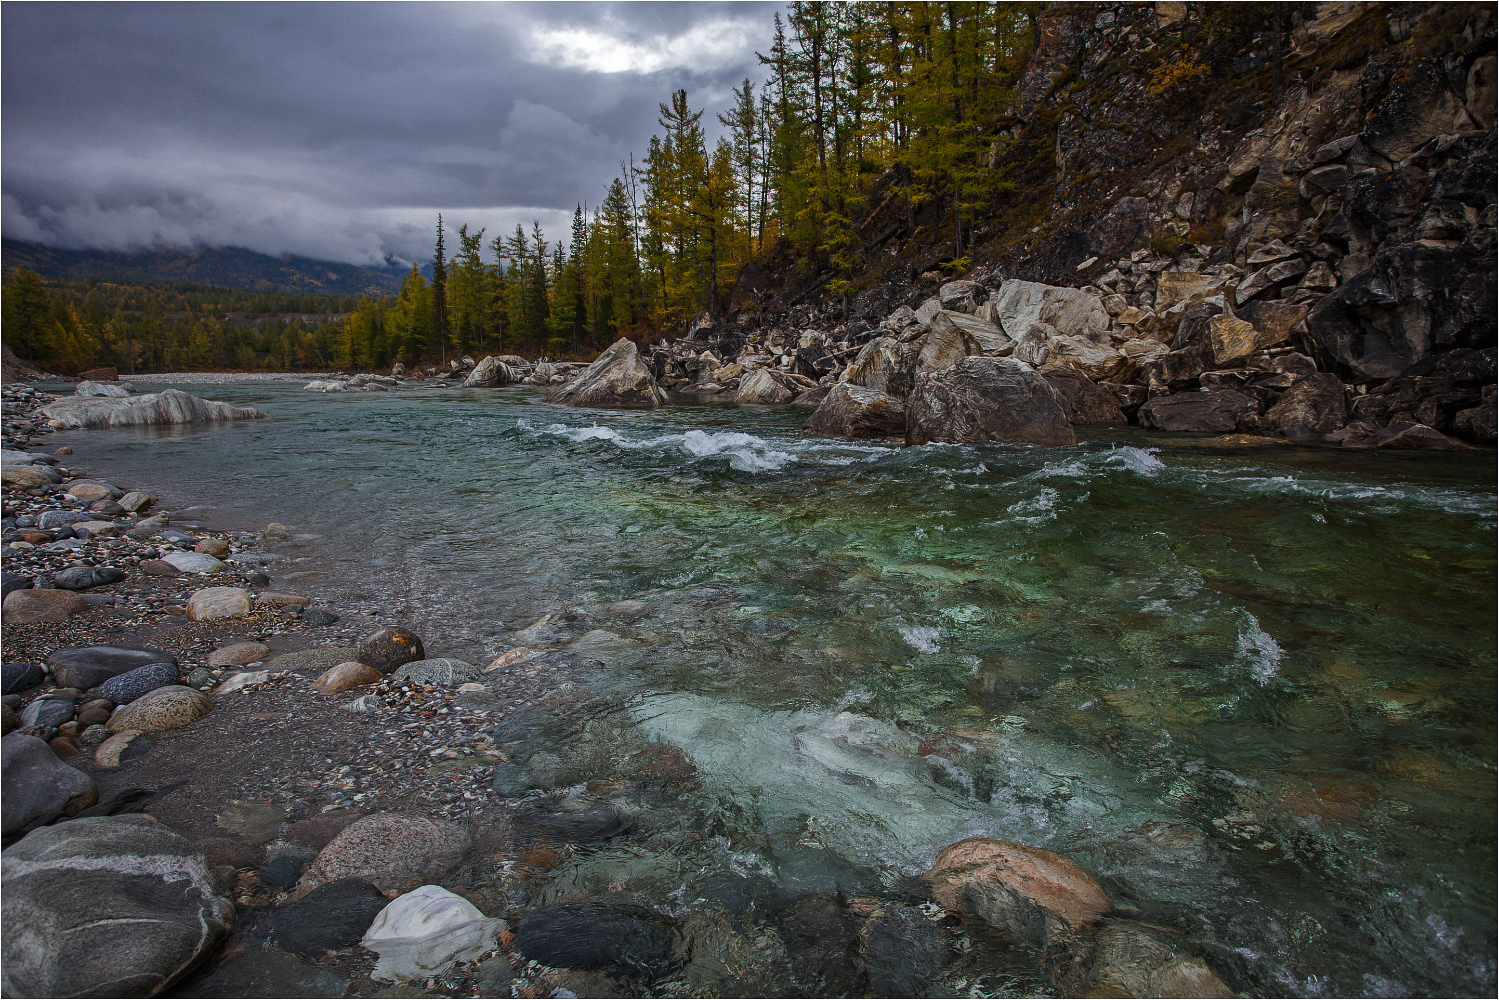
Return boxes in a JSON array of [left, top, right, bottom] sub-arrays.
[[301, 608, 339, 626], [40, 387, 267, 429], [1043, 369, 1127, 426], [513, 902, 678, 981], [78, 724, 108, 747], [186, 586, 252, 621], [1376, 422, 1474, 450], [49, 645, 177, 690], [106, 685, 213, 733], [138, 559, 181, 577], [1259, 373, 1349, 439], [313, 661, 384, 695], [164, 551, 229, 574], [194, 537, 231, 558], [215, 800, 286, 844], [2, 466, 55, 490], [1455, 385, 1497, 444], [274, 877, 390, 961], [117, 490, 155, 512], [207, 641, 271, 667], [19, 695, 75, 730], [1083, 919, 1235, 998], [52, 566, 126, 591], [299, 812, 470, 892], [260, 849, 311, 891], [490, 763, 532, 796], [93, 729, 153, 768], [906, 357, 1077, 446], [2, 662, 45, 695], [0, 815, 233, 996], [2, 588, 90, 624], [782, 893, 863, 995], [268, 646, 360, 674], [390, 658, 480, 686], [547, 338, 666, 409], [1, 732, 98, 834], [96, 662, 180, 705], [1, 572, 34, 601], [1, 703, 16, 736], [511, 800, 632, 843], [356, 626, 426, 674], [463, 356, 516, 388], [182, 667, 215, 689], [803, 382, 906, 439], [362, 884, 505, 983], [1138, 390, 1259, 433], [1349, 348, 1495, 435], [49, 736, 81, 761], [925, 838, 1113, 948], [861, 904, 947, 998], [215, 670, 269, 694]]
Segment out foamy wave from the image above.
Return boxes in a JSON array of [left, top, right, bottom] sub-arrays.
[[521, 419, 797, 472], [1235, 612, 1283, 684], [1102, 446, 1165, 476]]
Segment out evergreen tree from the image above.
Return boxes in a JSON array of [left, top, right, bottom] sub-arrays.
[[431, 214, 449, 362]]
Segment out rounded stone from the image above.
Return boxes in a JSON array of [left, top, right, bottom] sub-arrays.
[[97, 662, 181, 706], [93, 729, 153, 768], [106, 686, 213, 734], [78, 724, 109, 747], [355, 626, 425, 674], [52, 566, 126, 591], [0, 815, 234, 997], [207, 642, 271, 667], [389, 658, 479, 687], [48, 736, 81, 760], [2, 662, 46, 696], [48, 645, 177, 690], [186, 587, 252, 621], [164, 552, 229, 575], [194, 538, 231, 558], [298, 812, 471, 892], [138, 559, 181, 577], [19, 697, 75, 730], [313, 661, 384, 695], [2, 733, 98, 835], [2, 588, 90, 624], [300, 608, 339, 626]]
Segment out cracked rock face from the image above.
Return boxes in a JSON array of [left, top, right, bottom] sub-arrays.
[[1, 815, 233, 998], [905, 357, 1078, 447], [546, 338, 666, 409]]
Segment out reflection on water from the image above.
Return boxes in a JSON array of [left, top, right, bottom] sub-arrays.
[[56, 382, 1497, 996]]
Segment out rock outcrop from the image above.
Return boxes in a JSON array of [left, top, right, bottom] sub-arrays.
[[802, 382, 906, 438], [906, 357, 1078, 446], [41, 388, 266, 429]]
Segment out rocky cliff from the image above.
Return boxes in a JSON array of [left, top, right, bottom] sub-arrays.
[[668, 2, 1496, 450]]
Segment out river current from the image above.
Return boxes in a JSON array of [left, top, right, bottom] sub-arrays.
[[50, 381, 1496, 996]]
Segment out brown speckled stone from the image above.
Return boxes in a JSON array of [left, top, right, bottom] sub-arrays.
[[106, 686, 213, 734], [313, 661, 384, 695], [298, 812, 470, 892], [94, 729, 148, 768], [207, 642, 271, 667], [2, 588, 90, 624]]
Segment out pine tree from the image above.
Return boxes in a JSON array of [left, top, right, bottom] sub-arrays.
[[431, 214, 450, 363]]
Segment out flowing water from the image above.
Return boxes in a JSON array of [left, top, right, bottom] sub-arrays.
[[51, 382, 1496, 996]]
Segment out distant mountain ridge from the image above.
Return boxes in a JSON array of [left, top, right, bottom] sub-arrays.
[[1, 238, 406, 295]]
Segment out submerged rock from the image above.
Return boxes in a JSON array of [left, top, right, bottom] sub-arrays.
[[547, 338, 666, 409], [1, 816, 233, 997], [356, 626, 425, 674], [2, 733, 98, 835], [299, 812, 470, 892], [905, 357, 1077, 446], [861, 904, 948, 998], [1083, 919, 1236, 998], [513, 902, 678, 981], [925, 838, 1112, 948]]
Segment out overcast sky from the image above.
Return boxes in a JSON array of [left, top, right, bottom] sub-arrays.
[[2, 2, 780, 267]]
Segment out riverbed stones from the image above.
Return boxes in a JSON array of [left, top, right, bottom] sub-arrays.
[[270, 646, 361, 674], [19, 695, 75, 730], [546, 337, 667, 409], [2, 587, 90, 624], [63, 481, 121, 502], [164, 551, 229, 574], [256, 591, 308, 608], [1083, 920, 1235, 998], [138, 559, 181, 576], [925, 838, 1112, 948], [186, 586, 252, 621], [107, 685, 212, 733], [0, 814, 234, 998], [2, 466, 54, 490], [51, 565, 126, 591], [208, 642, 271, 667], [313, 661, 383, 694], [274, 877, 390, 961], [215, 670, 269, 694], [2, 572, 34, 600], [362, 884, 506, 983], [215, 801, 286, 844], [117, 491, 155, 512], [803, 382, 906, 438], [93, 729, 152, 768], [1, 733, 98, 835], [356, 626, 426, 674], [96, 662, 180, 706], [2, 662, 46, 695], [1, 703, 17, 736], [514, 902, 678, 981], [299, 812, 471, 892], [390, 658, 480, 686], [905, 357, 1077, 446], [194, 537, 231, 558], [48, 645, 177, 690]]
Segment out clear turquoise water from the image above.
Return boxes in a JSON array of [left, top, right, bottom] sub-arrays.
[[53, 382, 1497, 996]]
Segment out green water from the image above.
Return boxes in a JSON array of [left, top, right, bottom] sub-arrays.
[[54, 382, 1496, 996]]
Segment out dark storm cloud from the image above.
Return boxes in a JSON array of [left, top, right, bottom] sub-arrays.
[[1, 2, 780, 265]]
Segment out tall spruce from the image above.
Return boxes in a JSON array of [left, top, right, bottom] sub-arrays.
[[431, 214, 449, 363]]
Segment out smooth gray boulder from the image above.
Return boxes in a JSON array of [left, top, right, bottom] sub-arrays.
[[48, 645, 177, 690], [546, 338, 666, 409], [462, 356, 516, 388], [1, 733, 98, 836], [905, 357, 1078, 446], [41, 387, 266, 429], [1, 815, 234, 997]]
